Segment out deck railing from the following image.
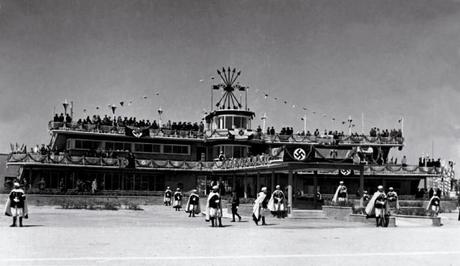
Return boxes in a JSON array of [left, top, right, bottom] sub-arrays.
[[48, 121, 404, 145], [8, 152, 442, 175]]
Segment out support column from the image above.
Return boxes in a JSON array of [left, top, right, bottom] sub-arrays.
[[424, 177, 427, 190], [204, 175, 207, 195], [243, 172, 248, 199], [313, 171, 318, 207], [288, 170, 293, 217], [232, 173, 236, 191], [256, 172, 260, 192], [359, 166, 364, 196], [271, 171, 275, 190]]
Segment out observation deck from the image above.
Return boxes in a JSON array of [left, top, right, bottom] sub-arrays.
[[48, 121, 404, 147]]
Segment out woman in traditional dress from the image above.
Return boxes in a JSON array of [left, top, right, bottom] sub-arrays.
[[252, 187, 269, 226], [427, 191, 441, 217], [387, 187, 400, 215], [332, 181, 348, 205], [173, 188, 183, 211], [365, 185, 389, 227], [4, 182, 28, 227], [268, 185, 287, 218], [205, 185, 223, 227], [163, 186, 172, 206], [185, 189, 201, 217]]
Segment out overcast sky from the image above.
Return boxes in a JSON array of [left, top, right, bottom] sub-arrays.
[[1, 0, 460, 165]]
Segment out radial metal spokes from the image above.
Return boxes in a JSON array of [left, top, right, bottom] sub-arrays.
[[214, 67, 245, 109]]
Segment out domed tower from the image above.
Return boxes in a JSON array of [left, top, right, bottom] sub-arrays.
[[205, 67, 255, 159]]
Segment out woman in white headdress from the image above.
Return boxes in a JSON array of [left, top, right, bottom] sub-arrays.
[[185, 189, 201, 217], [4, 182, 28, 227], [253, 187, 269, 225], [365, 185, 389, 227], [268, 185, 287, 218], [332, 181, 348, 205], [173, 188, 183, 211], [205, 185, 223, 227]]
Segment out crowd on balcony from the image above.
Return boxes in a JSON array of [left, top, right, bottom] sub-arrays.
[[419, 156, 442, 168], [52, 114, 204, 132], [369, 128, 402, 138], [264, 126, 402, 139]]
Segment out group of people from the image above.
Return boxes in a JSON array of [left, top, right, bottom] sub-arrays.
[[162, 184, 289, 227], [418, 156, 442, 168], [251, 185, 288, 226], [332, 180, 444, 228], [52, 113, 205, 133], [163, 186, 223, 227], [369, 128, 403, 138]]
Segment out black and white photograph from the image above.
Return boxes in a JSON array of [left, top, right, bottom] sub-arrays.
[[1, 0, 460, 265]]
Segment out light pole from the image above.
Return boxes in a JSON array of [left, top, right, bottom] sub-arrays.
[[110, 104, 117, 126], [62, 99, 69, 127], [301, 113, 307, 134], [347, 115, 353, 135], [261, 112, 267, 131], [157, 107, 163, 128]]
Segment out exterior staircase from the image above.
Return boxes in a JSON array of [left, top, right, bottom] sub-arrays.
[[290, 209, 328, 219]]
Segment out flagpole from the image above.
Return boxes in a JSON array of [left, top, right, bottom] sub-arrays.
[[401, 116, 404, 137], [303, 113, 307, 134], [261, 112, 267, 130], [361, 113, 364, 135]]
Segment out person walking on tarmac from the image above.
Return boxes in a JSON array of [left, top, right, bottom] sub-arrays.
[[365, 185, 390, 227]]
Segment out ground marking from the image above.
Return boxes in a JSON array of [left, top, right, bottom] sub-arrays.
[[2, 250, 460, 262]]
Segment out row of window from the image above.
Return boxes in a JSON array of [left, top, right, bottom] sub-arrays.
[[69, 139, 190, 155], [212, 115, 251, 130]]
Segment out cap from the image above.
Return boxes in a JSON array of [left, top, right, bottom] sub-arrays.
[[261, 187, 267, 192], [275, 185, 281, 190], [13, 182, 20, 188], [377, 185, 384, 190], [212, 185, 219, 190], [339, 181, 344, 185]]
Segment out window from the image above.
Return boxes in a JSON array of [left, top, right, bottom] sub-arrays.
[[134, 143, 161, 153], [163, 144, 190, 155], [74, 140, 100, 150], [234, 117, 242, 128], [225, 116, 232, 129]]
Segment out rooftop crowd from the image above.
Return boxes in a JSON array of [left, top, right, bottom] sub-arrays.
[[262, 126, 402, 138], [52, 113, 205, 132]]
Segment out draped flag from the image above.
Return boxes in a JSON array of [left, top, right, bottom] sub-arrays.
[[125, 127, 150, 138]]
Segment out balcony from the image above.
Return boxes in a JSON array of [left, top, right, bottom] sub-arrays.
[[48, 121, 404, 146], [7, 152, 445, 177]]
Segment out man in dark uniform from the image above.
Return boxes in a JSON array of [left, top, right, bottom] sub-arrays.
[[164, 186, 172, 206], [230, 191, 241, 222], [4, 182, 28, 227]]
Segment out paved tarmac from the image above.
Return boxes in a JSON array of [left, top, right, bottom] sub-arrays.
[[1, 205, 460, 266]]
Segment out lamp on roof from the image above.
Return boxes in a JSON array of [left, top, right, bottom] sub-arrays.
[[157, 107, 163, 128], [110, 104, 117, 126], [62, 99, 69, 127]]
